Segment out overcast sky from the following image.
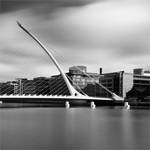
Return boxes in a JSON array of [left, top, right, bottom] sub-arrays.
[[0, 0, 150, 81]]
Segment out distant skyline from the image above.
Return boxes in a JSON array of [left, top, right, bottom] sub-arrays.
[[1, 0, 150, 81]]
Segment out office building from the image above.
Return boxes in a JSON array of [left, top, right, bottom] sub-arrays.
[[49, 75, 70, 95], [99, 70, 133, 98], [33, 77, 50, 95], [68, 66, 102, 96], [127, 68, 150, 101], [0, 82, 14, 95]]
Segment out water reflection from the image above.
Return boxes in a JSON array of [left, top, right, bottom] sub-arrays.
[[0, 107, 150, 150]]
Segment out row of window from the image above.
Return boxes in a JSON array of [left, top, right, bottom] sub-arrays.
[[134, 80, 150, 84]]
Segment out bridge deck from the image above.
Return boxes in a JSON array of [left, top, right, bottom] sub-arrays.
[[0, 95, 113, 101]]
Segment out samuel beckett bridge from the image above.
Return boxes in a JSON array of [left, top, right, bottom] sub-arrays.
[[0, 22, 124, 108]]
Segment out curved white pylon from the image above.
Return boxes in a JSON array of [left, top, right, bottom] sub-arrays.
[[17, 21, 83, 97]]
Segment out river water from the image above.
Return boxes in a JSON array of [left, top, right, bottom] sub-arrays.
[[0, 106, 150, 150]]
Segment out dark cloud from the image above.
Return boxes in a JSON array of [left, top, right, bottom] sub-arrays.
[[0, 0, 100, 13]]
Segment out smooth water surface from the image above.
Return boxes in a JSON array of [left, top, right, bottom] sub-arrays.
[[0, 107, 150, 150]]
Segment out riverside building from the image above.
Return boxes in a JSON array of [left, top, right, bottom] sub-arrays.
[[67, 66, 102, 96], [50, 66, 102, 96], [68, 66, 100, 88], [0, 82, 14, 95], [100, 68, 150, 101], [127, 68, 150, 101], [99, 70, 133, 98]]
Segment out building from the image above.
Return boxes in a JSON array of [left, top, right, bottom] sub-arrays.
[[15, 77, 50, 95], [22, 79, 36, 95], [0, 82, 14, 95], [15, 78, 27, 95], [33, 77, 50, 95], [68, 66, 101, 88], [49, 75, 70, 95], [127, 68, 150, 101], [67, 66, 102, 96], [48, 66, 102, 96], [100, 68, 150, 100], [99, 70, 133, 98]]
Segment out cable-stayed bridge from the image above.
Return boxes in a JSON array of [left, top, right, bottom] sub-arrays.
[[0, 22, 124, 107]]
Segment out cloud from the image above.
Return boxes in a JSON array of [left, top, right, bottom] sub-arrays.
[[39, 0, 150, 53], [1, 0, 150, 81]]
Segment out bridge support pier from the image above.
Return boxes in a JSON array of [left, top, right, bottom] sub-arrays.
[[124, 102, 130, 110], [90, 101, 96, 109], [65, 101, 70, 108]]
